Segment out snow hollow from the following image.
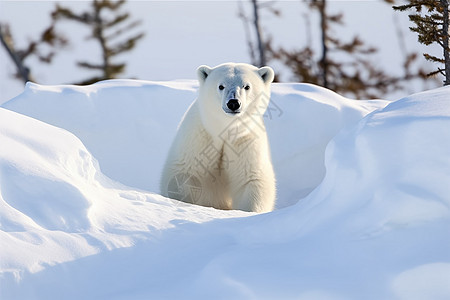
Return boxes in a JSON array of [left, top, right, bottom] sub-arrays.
[[1, 80, 450, 299]]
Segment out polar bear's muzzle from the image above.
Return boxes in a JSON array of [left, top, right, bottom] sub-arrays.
[[222, 87, 244, 115], [225, 99, 241, 114]]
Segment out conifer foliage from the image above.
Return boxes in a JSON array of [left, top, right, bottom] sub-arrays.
[[52, 0, 144, 85], [394, 0, 450, 85]]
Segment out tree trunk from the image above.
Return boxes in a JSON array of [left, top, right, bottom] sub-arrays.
[[0, 25, 31, 83], [318, 0, 328, 88], [441, 0, 450, 85], [251, 0, 266, 67], [93, 0, 110, 79]]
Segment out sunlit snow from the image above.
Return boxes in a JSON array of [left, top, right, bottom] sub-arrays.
[[1, 81, 449, 299]]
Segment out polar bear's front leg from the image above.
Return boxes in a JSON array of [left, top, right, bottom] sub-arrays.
[[226, 134, 276, 213], [232, 178, 275, 212]]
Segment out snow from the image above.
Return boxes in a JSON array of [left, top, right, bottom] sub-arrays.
[[1, 80, 449, 299]]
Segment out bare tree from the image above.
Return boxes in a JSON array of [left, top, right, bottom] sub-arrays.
[[0, 22, 66, 83], [252, 0, 267, 67], [238, 0, 279, 67], [266, 0, 428, 98]]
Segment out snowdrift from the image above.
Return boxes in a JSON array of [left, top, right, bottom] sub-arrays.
[[1, 81, 449, 299], [2, 80, 388, 208]]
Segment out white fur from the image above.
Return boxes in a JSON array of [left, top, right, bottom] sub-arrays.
[[160, 63, 276, 212]]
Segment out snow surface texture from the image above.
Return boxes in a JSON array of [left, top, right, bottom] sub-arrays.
[[1, 81, 449, 299]]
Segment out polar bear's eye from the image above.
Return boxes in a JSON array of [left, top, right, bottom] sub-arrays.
[[244, 85, 250, 90], [218, 85, 225, 91]]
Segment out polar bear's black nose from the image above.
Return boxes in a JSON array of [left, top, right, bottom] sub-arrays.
[[227, 99, 241, 111]]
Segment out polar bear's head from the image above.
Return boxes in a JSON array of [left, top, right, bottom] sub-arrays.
[[196, 63, 274, 128]]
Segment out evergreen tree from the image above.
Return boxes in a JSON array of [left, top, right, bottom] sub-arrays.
[[52, 0, 144, 85], [0, 22, 66, 83], [394, 0, 450, 85]]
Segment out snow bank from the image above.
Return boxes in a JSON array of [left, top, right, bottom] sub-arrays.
[[3, 80, 388, 208], [0, 107, 247, 297], [1, 81, 449, 299]]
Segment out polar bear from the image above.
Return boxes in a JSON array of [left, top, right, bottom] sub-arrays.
[[160, 63, 276, 212]]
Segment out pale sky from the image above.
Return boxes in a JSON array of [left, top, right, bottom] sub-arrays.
[[0, 0, 442, 103]]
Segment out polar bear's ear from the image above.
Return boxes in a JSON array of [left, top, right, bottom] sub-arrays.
[[197, 65, 212, 84], [258, 66, 275, 84]]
